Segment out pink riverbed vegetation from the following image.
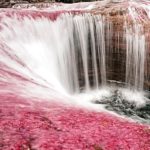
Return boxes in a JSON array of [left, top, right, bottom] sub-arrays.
[[0, 1, 150, 150]]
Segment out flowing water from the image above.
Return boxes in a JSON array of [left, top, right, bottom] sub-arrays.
[[0, 10, 149, 124]]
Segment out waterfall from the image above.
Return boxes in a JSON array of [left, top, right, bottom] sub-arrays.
[[125, 24, 146, 90], [0, 13, 107, 95], [0, 11, 148, 96], [58, 14, 107, 93]]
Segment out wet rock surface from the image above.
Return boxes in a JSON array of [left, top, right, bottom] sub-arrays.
[[93, 90, 150, 124]]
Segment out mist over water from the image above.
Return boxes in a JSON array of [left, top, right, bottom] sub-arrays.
[[0, 11, 149, 124]]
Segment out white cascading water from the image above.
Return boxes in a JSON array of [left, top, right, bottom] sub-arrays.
[[125, 24, 146, 91], [0, 13, 108, 94], [0, 11, 149, 121]]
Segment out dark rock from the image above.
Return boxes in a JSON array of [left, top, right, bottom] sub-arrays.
[[93, 89, 150, 123]]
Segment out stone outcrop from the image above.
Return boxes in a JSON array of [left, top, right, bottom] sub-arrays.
[[0, 0, 51, 8]]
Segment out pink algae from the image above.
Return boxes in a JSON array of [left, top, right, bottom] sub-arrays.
[[0, 94, 150, 150], [0, 9, 83, 22]]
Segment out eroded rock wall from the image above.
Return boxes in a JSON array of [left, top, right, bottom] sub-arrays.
[[90, 1, 150, 91]]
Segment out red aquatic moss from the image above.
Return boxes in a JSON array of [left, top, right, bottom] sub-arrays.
[[0, 9, 84, 22], [0, 94, 150, 150]]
